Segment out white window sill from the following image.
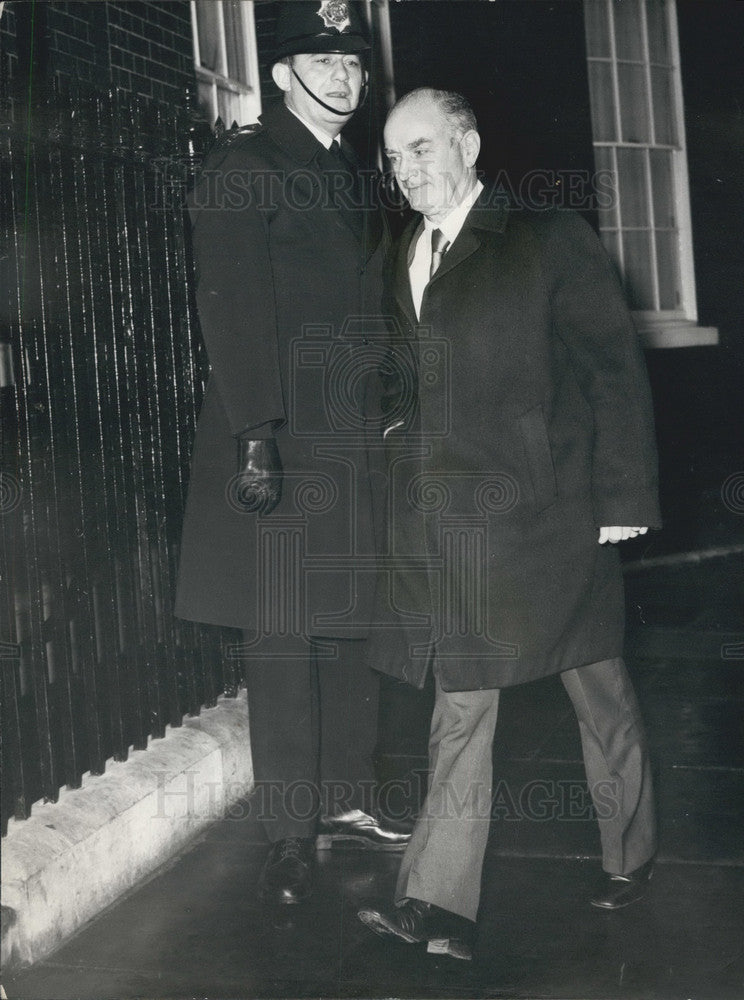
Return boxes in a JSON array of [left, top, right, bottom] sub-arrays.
[[634, 318, 719, 349]]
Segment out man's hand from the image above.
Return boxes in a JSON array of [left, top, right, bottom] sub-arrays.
[[235, 438, 283, 514], [598, 526, 648, 544]]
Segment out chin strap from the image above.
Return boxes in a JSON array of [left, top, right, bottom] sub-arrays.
[[290, 65, 369, 116]]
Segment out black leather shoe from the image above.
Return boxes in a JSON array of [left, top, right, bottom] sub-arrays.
[[590, 857, 654, 910], [316, 810, 411, 852], [358, 898, 474, 960], [258, 837, 315, 905]]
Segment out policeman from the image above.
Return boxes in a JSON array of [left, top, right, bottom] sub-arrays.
[[175, 1, 409, 906]]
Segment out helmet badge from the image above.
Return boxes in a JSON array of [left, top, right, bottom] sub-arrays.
[[317, 1, 351, 33]]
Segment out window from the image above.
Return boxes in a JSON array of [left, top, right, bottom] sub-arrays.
[[584, 0, 717, 346], [191, 0, 261, 129]]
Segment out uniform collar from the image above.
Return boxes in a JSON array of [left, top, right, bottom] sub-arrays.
[[284, 104, 341, 150], [259, 98, 329, 164]]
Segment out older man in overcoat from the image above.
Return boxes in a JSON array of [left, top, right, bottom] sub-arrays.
[[175, 2, 409, 906], [357, 88, 661, 959]]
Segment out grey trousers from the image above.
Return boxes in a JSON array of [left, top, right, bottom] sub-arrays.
[[395, 657, 657, 921]]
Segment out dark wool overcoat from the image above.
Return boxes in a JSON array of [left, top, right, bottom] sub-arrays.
[[366, 190, 662, 692], [175, 99, 388, 636]]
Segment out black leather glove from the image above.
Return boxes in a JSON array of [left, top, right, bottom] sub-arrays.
[[235, 437, 283, 514]]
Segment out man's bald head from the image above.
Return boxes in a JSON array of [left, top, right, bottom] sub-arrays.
[[388, 88, 478, 141]]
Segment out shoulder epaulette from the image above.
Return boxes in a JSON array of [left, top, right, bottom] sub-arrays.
[[215, 121, 263, 149]]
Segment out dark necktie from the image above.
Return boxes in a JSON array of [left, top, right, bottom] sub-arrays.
[[429, 228, 451, 279], [330, 138, 354, 172], [328, 138, 357, 198]]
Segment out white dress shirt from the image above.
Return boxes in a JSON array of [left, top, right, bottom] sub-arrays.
[[409, 179, 484, 319]]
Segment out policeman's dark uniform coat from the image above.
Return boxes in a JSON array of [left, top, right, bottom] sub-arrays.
[[174, 20, 388, 842], [175, 100, 386, 635], [370, 193, 662, 693]]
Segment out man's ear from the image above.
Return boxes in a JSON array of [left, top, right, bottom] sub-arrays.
[[461, 129, 481, 168], [272, 61, 291, 94]]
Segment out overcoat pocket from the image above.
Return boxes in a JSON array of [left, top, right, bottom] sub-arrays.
[[519, 404, 558, 512]]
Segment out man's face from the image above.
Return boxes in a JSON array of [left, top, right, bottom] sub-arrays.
[[285, 52, 365, 132], [384, 101, 475, 222]]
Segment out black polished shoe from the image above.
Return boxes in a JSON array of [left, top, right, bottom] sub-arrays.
[[590, 857, 655, 910], [316, 809, 411, 852], [358, 898, 474, 961], [258, 837, 315, 905]]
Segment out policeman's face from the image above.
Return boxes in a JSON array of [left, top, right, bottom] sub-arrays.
[[384, 100, 479, 223], [283, 52, 365, 134]]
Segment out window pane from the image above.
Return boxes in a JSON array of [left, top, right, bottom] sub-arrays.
[[618, 63, 651, 143], [616, 146, 650, 228], [621, 229, 655, 309], [646, 0, 671, 66], [593, 145, 619, 230], [196, 78, 216, 127], [655, 229, 681, 309], [587, 61, 617, 142], [649, 148, 675, 228], [600, 229, 623, 281], [584, 0, 611, 58], [612, 0, 644, 61], [224, 0, 249, 84], [217, 86, 239, 130], [583, 0, 698, 326], [195, 1, 223, 73], [651, 66, 677, 145]]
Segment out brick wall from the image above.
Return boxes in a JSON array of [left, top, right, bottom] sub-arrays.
[[106, 2, 194, 104], [3, 1, 194, 107], [0, 1, 18, 84], [45, 2, 109, 84]]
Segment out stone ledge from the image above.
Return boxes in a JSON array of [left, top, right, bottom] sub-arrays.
[[1, 691, 252, 973]]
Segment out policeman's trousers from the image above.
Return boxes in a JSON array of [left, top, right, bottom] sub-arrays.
[[244, 636, 380, 842]]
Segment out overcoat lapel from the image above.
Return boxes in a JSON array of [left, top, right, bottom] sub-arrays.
[[427, 226, 482, 287], [394, 220, 420, 328], [393, 191, 510, 326], [338, 140, 384, 261], [430, 195, 510, 286]]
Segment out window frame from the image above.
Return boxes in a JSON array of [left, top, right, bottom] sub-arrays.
[[190, 0, 261, 130], [584, 0, 717, 347]]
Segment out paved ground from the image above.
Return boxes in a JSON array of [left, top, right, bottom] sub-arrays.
[[5, 554, 743, 1000]]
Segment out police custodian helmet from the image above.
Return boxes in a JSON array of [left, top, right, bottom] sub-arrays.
[[273, 1, 370, 61]]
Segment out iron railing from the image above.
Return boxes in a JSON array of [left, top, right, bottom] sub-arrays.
[[1, 79, 240, 835]]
